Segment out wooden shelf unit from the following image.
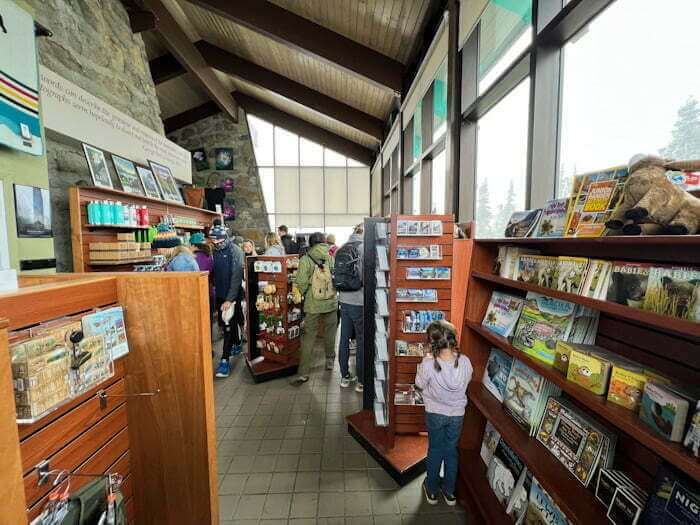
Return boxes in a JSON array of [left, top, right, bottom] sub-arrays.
[[244, 255, 300, 383], [0, 273, 218, 524], [456, 237, 700, 524], [69, 186, 219, 272]]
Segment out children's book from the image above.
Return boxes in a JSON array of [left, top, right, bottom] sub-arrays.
[[607, 360, 647, 411], [506, 470, 533, 523], [81, 306, 129, 360], [483, 348, 514, 402], [480, 421, 501, 465], [580, 259, 612, 299], [504, 209, 543, 238], [639, 382, 691, 442], [515, 255, 558, 289], [564, 166, 628, 238], [555, 256, 589, 295], [640, 464, 700, 525], [503, 360, 559, 436], [534, 198, 570, 238], [488, 439, 526, 505], [511, 293, 577, 366], [642, 266, 700, 322], [605, 262, 653, 309], [566, 347, 613, 396], [684, 401, 700, 458], [481, 291, 525, 338], [499, 247, 540, 279], [525, 477, 569, 525]]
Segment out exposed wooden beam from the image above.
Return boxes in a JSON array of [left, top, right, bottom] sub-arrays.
[[128, 9, 157, 33], [195, 41, 384, 141], [163, 100, 220, 134], [187, 0, 404, 94], [235, 93, 375, 166], [143, 0, 239, 122], [150, 53, 186, 84], [402, 0, 448, 97]]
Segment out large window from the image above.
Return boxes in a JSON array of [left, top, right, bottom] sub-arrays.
[[558, 0, 700, 197], [478, 0, 532, 93], [412, 101, 422, 162], [248, 115, 370, 246], [475, 79, 530, 238], [431, 150, 446, 214], [433, 60, 448, 141], [412, 172, 421, 214]]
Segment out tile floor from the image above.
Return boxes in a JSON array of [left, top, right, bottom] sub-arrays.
[[213, 343, 467, 524]]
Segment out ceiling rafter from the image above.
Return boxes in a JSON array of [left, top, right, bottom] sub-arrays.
[[142, 0, 239, 122], [149, 41, 384, 141], [186, 0, 405, 94]]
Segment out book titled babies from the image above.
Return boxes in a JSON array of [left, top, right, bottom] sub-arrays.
[[481, 291, 524, 338]]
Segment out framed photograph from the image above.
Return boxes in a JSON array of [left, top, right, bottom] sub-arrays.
[[13, 184, 52, 238], [111, 154, 144, 195], [215, 147, 233, 170], [135, 165, 161, 199], [148, 160, 183, 203], [82, 143, 113, 189], [192, 148, 209, 171]]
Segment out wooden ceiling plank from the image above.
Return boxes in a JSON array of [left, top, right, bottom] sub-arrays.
[[143, 0, 239, 122], [163, 100, 220, 134], [235, 93, 375, 166], [187, 0, 404, 94]]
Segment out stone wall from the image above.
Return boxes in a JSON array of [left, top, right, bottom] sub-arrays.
[[26, 0, 163, 271], [167, 111, 270, 244]]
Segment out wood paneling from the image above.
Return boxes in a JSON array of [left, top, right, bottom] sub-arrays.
[[0, 320, 27, 524], [156, 74, 211, 119], [115, 273, 218, 524]]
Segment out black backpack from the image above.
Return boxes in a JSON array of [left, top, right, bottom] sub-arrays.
[[332, 242, 362, 291]]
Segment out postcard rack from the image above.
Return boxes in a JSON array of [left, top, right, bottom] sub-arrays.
[[347, 214, 455, 484], [456, 236, 700, 524], [244, 255, 301, 383], [0, 273, 218, 524]]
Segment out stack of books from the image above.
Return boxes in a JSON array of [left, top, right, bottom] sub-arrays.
[[536, 397, 616, 488], [503, 360, 561, 436]]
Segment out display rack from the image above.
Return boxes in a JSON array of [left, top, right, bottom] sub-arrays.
[[0, 273, 218, 524], [347, 214, 455, 484], [456, 236, 700, 524], [69, 186, 220, 272], [244, 255, 301, 383]]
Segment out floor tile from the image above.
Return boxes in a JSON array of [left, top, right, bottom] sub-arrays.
[[294, 471, 320, 492], [268, 472, 296, 493], [234, 494, 266, 519], [219, 474, 248, 495], [243, 472, 272, 494], [261, 493, 292, 519], [344, 491, 372, 516], [290, 492, 319, 518]]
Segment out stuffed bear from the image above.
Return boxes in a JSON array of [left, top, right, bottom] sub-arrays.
[[606, 155, 700, 235]]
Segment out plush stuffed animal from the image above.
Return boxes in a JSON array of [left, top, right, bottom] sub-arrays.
[[606, 155, 700, 235]]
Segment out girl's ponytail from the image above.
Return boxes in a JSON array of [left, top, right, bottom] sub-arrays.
[[426, 320, 459, 372]]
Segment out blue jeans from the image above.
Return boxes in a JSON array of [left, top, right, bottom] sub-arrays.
[[425, 412, 463, 495], [338, 303, 364, 383]]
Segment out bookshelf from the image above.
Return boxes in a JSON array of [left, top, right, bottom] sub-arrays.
[[457, 236, 700, 524]]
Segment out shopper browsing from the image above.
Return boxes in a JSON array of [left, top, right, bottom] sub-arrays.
[[191, 232, 215, 325], [326, 233, 338, 256], [263, 232, 286, 256], [278, 225, 299, 254], [290, 232, 337, 385], [415, 320, 473, 506], [165, 244, 199, 272], [209, 222, 246, 378], [241, 239, 258, 256], [334, 224, 364, 391]]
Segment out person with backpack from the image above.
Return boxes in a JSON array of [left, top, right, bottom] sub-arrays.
[[333, 224, 365, 391], [291, 232, 337, 385], [278, 225, 299, 255]]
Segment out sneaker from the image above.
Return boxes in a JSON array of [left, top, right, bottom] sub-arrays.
[[442, 490, 457, 506], [355, 383, 364, 393], [231, 345, 242, 356], [290, 375, 309, 386], [215, 360, 230, 378], [340, 374, 357, 388], [422, 481, 438, 505], [325, 357, 335, 370]]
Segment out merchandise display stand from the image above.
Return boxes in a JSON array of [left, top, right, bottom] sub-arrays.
[[0, 273, 218, 524], [244, 255, 301, 383], [456, 236, 700, 524], [69, 186, 219, 272], [347, 214, 455, 484]]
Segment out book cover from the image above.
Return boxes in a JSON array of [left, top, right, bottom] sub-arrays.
[[565, 166, 628, 238], [643, 266, 700, 322], [684, 401, 700, 458], [480, 421, 501, 464], [608, 487, 645, 525], [554, 341, 573, 375], [502, 247, 541, 279], [535, 198, 570, 238], [516, 255, 558, 289], [607, 361, 647, 411], [512, 293, 577, 366], [482, 291, 525, 338], [606, 262, 653, 308], [525, 477, 569, 525], [488, 439, 526, 505], [640, 464, 699, 525], [81, 306, 129, 360], [555, 256, 589, 295], [506, 469, 533, 522], [581, 260, 611, 299], [505, 209, 543, 238], [483, 348, 514, 402], [566, 349, 613, 396], [639, 382, 690, 442], [503, 360, 546, 432]]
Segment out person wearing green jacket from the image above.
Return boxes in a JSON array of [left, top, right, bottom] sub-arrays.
[[291, 232, 338, 385]]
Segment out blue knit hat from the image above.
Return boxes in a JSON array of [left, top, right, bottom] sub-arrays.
[[190, 232, 206, 244], [209, 224, 228, 240]]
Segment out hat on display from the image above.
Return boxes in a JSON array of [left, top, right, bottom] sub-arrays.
[[190, 232, 206, 245], [209, 223, 228, 240]]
